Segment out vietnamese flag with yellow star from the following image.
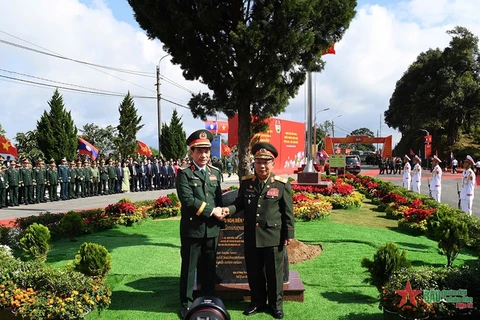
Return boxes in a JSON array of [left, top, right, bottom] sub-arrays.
[[136, 140, 152, 157], [0, 136, 18, 158]]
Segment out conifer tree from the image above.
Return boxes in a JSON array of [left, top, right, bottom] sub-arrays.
[[160, 109, 187, 160], [115, 92, 144, 157], [36, 89, 78, 162], [0, 123, 6, 136]]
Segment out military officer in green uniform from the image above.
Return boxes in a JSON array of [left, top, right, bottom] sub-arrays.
[[34, 160, 47, 203], [99, 159, 109, 195], [75, 160, 85, 198], [176, 129, 225, 318], [227, 142, 294, 319], [107, 159, 116, 194], [68, 160, 76, 199], [84, 160, 92, 197], [91, 161, 99, 196], [46, 160, 59, 201], [0, 163, 6, 208], [6, 160, 20, 206], [20, 159, 35, 204]]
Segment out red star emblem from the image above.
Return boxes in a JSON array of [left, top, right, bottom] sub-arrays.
[[395, 280, 422, 307]]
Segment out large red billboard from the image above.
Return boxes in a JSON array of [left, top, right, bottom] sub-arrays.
[[228, 114, 305, 174]]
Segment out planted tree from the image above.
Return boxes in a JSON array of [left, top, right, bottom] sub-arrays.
[[361, 242, 411, 292], [436, 216, 469, 267], [19, 223, 51, 263], [36, 89, 78, 162], [60, 211, 85, 241], [115, 92, 144, 157], [74, 242, 112, 277], [14, 130, 44, 161], [129, 0, 357, 177], [160, 109, 187, 160]]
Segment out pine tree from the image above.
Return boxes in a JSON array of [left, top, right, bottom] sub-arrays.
[[160, 109, 187, 160], [36, 89, 78, 162], [0, 123, 6, 136], [115, 92, 144, 157]]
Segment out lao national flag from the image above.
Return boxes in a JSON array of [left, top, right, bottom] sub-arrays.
[[136, 140, 152, 157], [205, 122, 217, 131], [317, 149, 329, 159], [78, 137, 99, 160]]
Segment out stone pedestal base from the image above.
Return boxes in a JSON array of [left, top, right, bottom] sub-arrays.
[[194, 270, 305, 302]]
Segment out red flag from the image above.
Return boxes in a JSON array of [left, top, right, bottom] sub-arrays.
[[0, 136, 18, 158], [409, 148, 415, 156], [78, 137, 99, 160], [205, 121, 229, 134], [322, 43, 336, 55], [221, 144, 231, 156], [136, 140, 152, 157]]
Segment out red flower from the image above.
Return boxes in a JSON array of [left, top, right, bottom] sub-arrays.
[[154, 196, 172, 208]]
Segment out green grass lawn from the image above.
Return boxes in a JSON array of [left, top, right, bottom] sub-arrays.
[[46, 204, 477, 320]]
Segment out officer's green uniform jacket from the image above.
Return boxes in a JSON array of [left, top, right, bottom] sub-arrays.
[[99, 165, 108, 180], [228, 173, 294, 247], [46, 168, 59, 184], [84, 166, 91, 181], [75, 166, 85, 181], [6, 167, 20, 187], [21, 167, 34, 186], [107, 165, 116, 179], [69, 166, 77, 181], [176, 162, 223, 238], [34, 167, 46, 185]]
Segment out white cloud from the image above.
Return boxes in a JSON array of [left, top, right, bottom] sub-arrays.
[[1, 0, 479, 156]]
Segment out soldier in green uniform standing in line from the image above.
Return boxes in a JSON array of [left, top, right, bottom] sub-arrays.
[[21, 159, 35, 204], [227, 142, 295, 319], [107, 159, 116, 194], [6, 160, 20, 206], [34, 160, 47, 203], [176, 129, 225, 319], [91, 161, 99, 196], [0, 163, 6, 208], [99, 159, 108, 195], [46, 160, 59, 201], [75, 160, 85, 198], [58, 158, 69, 201], [84, 160, 92, 197], [68, 160, 76, 199]]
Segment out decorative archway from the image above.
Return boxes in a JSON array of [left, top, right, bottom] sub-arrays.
[[325, 135, 392, 158]]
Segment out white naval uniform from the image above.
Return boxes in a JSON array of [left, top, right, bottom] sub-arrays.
[[460, 168, 475, 215], [412, 163, 422, 193], [403, 162, 411, 190], [430, 164, 442, 202]]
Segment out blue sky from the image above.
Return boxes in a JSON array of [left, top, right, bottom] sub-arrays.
[[1, 0, 479, 155]]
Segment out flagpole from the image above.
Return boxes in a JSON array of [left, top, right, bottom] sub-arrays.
[[304, 71, 315, 173]]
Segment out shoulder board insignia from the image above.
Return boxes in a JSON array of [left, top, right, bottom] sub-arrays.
[[242, 174, 255, 181], [208, 164, 220, 171], [274, 176, 288, 183], [179, 166, 189, 171]]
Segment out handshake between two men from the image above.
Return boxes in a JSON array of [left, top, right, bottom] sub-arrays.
[[212, 207, 230, 220]]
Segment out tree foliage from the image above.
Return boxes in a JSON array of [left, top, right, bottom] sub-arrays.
[[0, 123, 6, 136], [160, 109, 187, 160], [115, 92, 144, 157], [79, 123, 118, 155], [385, 26, 480, 148], [14, 130, 45, 161], [129, 0, 356, 176], [350, 127, 375, 151], [36, 90, 78, 161]]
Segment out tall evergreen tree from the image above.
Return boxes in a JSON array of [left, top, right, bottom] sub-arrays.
[[129, 0, 356, 177], [115, 92, 144, 157], [0, 123, 6, 136], [36, 89, 78, 162], [160, 109, 187, 160]]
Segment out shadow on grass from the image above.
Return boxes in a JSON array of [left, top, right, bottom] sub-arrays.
[[338, 312, 383, 320], [321, 291, 378, 304], [109, 277, 179, 314], [47, 228, 180, 264], [319, 239, 378, 248], [410, 260, 445, 268], [396, 242, 431, 250]]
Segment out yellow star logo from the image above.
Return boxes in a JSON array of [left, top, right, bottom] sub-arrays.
[[2, 140, 11, 150]]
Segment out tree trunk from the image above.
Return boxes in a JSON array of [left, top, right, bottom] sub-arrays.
[[237, 103, 253, 180]]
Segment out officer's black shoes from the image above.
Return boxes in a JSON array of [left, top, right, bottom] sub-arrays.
[[180, 307, 189, 319], [243, 305, 266, 316], [272, 309, 284, 319]]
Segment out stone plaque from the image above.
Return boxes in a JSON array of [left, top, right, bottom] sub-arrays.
[[216, 190, 248, 284]]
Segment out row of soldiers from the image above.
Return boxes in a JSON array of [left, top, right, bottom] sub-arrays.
[[378, 157, 403, 174], [1, 156, 127, 208]]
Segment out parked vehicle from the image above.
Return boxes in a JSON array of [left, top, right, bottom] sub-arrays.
[[345, 155, 361, 175]]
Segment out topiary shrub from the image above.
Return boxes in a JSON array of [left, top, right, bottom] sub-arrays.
[[60, 211, 85, 241], [19, 223, 50, 263], [436, 216, 470, 267], [74, 242, 112, 277], [361, 242, 411, 292]]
